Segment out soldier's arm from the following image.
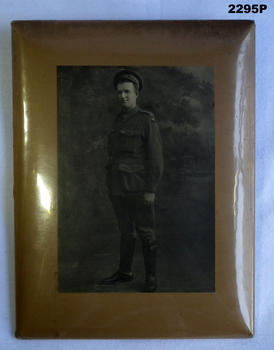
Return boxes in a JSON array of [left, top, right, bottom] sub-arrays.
[[144, 192, 155, 206], [144, 115, 164, 194]]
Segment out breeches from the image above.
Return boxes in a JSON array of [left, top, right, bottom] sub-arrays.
[[109, 194, 156, 242]]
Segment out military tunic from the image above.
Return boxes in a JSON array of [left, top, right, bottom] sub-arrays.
[[106, 105, 163, 243], [106, 105, 163, 195]]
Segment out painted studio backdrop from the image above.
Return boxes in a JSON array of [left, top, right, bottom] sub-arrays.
[[57, 66, 215, 293]]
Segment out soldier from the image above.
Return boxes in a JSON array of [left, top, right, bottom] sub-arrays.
[[102, 69, 164, 292]]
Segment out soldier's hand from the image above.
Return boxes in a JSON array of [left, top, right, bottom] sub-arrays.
[[144, 192, 155, 206]]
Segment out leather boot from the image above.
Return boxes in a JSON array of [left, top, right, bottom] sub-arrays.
[[101, 270, 133, 285], [101, 236, 136, 285], [142, 240, 157, 292], [119, 236, 136, 273]]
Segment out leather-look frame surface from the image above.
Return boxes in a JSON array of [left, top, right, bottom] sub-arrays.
[[12, 20, 255, 338]]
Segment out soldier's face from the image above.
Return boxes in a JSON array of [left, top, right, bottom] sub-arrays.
[[116, 82, 138, 111]]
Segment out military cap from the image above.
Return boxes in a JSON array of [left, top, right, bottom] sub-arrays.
[[113, 69, 143, 91]]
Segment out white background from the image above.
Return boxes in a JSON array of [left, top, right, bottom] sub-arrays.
[[0, 0, 273, 349]]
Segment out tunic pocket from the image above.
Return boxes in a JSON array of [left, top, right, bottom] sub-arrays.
[[119, 129, 140, 153], [119, 163, 145, 191]]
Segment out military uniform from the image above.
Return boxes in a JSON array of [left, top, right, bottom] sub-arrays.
[[102, 70, 163, 292], [106, 105, 163, 196]]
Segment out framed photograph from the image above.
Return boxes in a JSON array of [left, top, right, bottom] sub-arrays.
[[57, 65, 215, 294], [12, 20, 255, 338]]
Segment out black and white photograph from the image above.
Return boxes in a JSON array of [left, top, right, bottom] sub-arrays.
[[57, 66, 215, 293]]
